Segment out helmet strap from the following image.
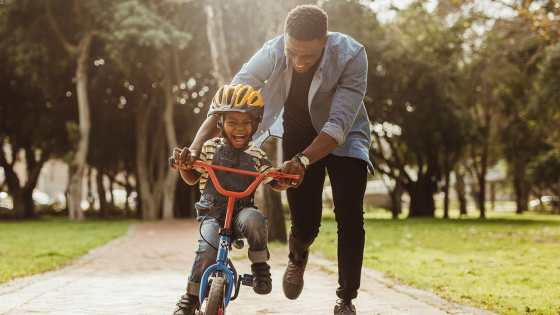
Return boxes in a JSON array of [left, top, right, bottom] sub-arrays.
[[248, 116, 262, 142], [216, 114, 227, 139]]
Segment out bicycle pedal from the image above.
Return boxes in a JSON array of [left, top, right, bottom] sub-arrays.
[[232, 239, 245, 250], [241, 273, 253, 286]]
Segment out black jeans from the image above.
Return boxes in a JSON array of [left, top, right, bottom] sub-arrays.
[[283, 141, 367, 300]]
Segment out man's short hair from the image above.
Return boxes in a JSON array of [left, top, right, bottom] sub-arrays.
[[284, 5, 328, 41]]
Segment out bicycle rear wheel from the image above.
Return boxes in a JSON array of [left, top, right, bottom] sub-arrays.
[[205, 276, 225, 315]]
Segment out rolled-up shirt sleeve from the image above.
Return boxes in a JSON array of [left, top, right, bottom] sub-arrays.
[[321, 47, 368, 146]]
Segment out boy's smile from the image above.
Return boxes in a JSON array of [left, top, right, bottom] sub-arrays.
[[223, 112, 253, 149]]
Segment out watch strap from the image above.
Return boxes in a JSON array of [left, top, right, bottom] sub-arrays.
[[294, 153, 310, 170]]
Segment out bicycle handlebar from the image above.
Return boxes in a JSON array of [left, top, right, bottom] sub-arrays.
[[170, 157, 299, 199]]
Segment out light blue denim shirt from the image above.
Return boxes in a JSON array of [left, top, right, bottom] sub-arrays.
[[229, 32, 373, 174]]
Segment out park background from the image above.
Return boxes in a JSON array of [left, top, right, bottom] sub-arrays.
[[1, 0, 560, 314]]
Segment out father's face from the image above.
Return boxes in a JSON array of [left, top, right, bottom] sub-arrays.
[[285, 34, 329, 74]]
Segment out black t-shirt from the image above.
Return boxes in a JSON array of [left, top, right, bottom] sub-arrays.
[[282, 55, 322, 149]]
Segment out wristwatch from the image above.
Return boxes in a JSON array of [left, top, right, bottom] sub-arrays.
[[295, 153, 310, 170]]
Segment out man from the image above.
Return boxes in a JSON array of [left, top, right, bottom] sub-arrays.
[[179, 5, 372, 315]]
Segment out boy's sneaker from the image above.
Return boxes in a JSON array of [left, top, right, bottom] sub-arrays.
[[334, 299, 356, 315], [251, 262, 272, 294], [172, 293, 199, 315]]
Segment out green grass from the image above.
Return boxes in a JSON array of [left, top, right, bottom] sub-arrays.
[[313, 211, 560, 315], [0, 220, 137, 284]]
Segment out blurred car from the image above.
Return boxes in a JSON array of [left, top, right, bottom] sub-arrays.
[[32, 190, 51, 205], [0, 191, 13, 209], [529, 196, 559, 212]]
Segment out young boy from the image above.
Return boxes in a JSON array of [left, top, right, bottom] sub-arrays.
[[169, 84, 289, 315]]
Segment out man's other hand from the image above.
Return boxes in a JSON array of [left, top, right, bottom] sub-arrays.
[[278, 158, 305, 188]]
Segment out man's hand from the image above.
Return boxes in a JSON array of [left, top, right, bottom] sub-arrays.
[[278, 157, 306, 188], [169, 147, 198, 170]]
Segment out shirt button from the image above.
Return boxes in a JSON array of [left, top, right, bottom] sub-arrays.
[[274, 116, 277, 119], [261, 130, 264, 133]]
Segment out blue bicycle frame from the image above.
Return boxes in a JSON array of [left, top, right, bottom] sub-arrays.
[[198, 234, 235, 308]]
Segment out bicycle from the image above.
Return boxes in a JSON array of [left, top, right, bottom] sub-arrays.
[[171, 158, 299, 315]]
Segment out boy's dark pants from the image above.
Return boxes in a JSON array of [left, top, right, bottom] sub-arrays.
[[283, 143, 367, 301]]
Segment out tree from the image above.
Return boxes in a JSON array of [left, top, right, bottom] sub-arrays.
[[0, 76, 73, 219], [203, 0, 234, 86], [366, 2, 470, 217], [252, 0, 293, 243], [87, 56, 137, 219], [0, 0, 74, 219], [454, 0, 559, 217], [45, 0, 107, 221], [100, 0, 197, 220], [530, 42, 560, 211]]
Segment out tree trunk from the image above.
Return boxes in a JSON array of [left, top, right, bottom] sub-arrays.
[[203, 0, 233, 86], [0, 145, 51, 219], [252, 0, 292, 242], [135, 95, 166, 220], [161, 65, 180, 220], [87, 166, 94, 210], [513, 161, 529, 214], [123, 175, 132, 219], [442, 164, 451, 219], [67, 33, 93, 222], [10, 188, 34, 220], [490, 182, 496, 211], [135, 178, 143, 219], [96, 169, 109, 219], [557, 172, 560, 214], [513, 179, 529, 214], [477, 173, 486, 219], [255, 138, 287, 243], [407, 178, 436, 217], [455, 171, 467, 217], [109, 178, 115, 208], [389, 180, 403, 219], [264, 0, 292, 40]]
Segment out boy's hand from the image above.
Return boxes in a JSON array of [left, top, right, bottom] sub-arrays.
[[170, 147, 197, 170]]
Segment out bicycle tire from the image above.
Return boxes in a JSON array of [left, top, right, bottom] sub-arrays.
[[205, 276, 225, 315]]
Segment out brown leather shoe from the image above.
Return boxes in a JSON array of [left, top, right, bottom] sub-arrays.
[[172, 293, 199, 315], [334, 299, 356, 315], [282, 260, 305, 300]]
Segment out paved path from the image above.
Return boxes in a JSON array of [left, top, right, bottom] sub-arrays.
[[0, 220, 496, 315]]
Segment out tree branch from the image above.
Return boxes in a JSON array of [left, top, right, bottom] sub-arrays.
[[46, 0, 78, 55], [0, 142, 20, 188], [382, 133, 411, 182], [24, 145, 53, 191], [73, 0, 85, 23], [158, 0, 197, 6], [371, 134, 412, 183]]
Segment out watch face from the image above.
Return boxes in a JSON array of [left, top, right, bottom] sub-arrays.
[[300, 155, 310, 166]]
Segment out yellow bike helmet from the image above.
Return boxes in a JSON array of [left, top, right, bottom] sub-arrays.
[[209, 84, 264, 141], [209, 84, 264, 118]]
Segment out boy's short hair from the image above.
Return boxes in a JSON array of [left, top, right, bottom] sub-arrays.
[[284, 4, 328, 41]]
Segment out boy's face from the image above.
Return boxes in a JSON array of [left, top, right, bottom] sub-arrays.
[[223, 112, 253, 148]]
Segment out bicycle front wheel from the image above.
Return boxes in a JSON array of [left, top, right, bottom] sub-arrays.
[[205, 276, 225, 315]]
